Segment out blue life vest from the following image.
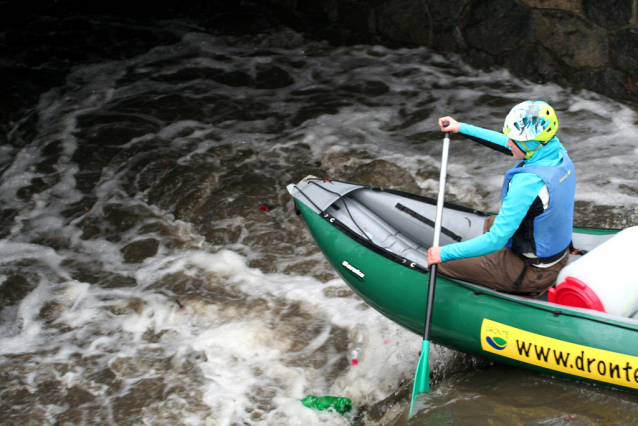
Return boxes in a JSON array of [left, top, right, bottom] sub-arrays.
[[501, 153, 576, 259]]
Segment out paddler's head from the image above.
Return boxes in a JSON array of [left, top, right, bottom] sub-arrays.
[[503, 100, 558, 160]]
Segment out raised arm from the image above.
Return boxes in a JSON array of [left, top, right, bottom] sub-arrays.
[[438, 116, 513, 156]]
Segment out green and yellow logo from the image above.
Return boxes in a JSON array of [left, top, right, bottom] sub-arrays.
[[485, 335, 507, 350]]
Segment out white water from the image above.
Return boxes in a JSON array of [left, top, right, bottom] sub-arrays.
[[2, 20, 638, 425]]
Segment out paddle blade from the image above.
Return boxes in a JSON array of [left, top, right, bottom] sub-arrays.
[[409, 340, 431, 417]]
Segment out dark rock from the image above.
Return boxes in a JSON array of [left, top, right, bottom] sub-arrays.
[[340, 80, 390, 97], [609, 27, 638, 81], [583, 0, 633, 29], [254, 64, 295, 89], [460, 0, 534, 56], [518, 0, 581, 12], [533, 9, 608, 71], [334, 0, 374, 34], [373, 0, 432, 46], [343, 159, 422, 194], [121, 239, 160, 263], [432, 22, 467, 53], [426, 0, 471, 21], [0, 274, 36, 308], [571, 68, 638, 103], [0, 209, 18, 239], [463, 48, 497, 71], [502, 44, 565, 84], [212, 71, 254, 88], [357, 0, 390, 6], [260, 0, 638, 105]]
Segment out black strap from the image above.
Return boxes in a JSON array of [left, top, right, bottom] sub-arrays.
[[512, 246, 568, 289], [514, 245, 569, 266], [513, 265, 528, 289], [395, 203, 462, 242], [511, 246, 569, 289]]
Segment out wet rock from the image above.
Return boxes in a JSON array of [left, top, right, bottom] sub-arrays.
[[291, 98, 352, 127], [142, 161, 220, 223], [38, 300, 65, 323], [103, 203, 157, 233], [386, 104, 436, 131], [263, 30, 305, 48], [340, 80, 390, 97], [74, 113, 160, 146], [254, 64, 295, 89], [121, 238, 160, 263], [322, 285, 355, 298], [146, 272, 240, 302], [34, 139, 64, 174], [16, 177, 51, 200], [212, 70, 254, 87], [105, 298, 145, 315], [0, 274, 36, 308], [61, 259, 137, 288], [112, 378, 166, 424], [102, 274, 138, 288], [156, 67, 241, 85], [344, 159, 422, 194], [0, 208, 17, 239], [36, 381, 96, 406], [71, 144, 120, 173]]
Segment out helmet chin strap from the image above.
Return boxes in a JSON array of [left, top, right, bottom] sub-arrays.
[[516, 140, 546, 160]]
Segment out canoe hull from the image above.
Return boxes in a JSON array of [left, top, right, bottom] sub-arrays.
[[292, 184, 638, 393]]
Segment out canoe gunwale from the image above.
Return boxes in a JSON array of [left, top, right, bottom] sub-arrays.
[[447, 278, 638, 333]]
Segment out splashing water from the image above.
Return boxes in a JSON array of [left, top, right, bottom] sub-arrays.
[[1, 7, 638, 426]]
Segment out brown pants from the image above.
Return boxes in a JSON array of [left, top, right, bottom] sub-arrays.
[[437, 215, 569, 293]]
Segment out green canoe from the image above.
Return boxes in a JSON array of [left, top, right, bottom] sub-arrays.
[[287, 176, 638, 393]]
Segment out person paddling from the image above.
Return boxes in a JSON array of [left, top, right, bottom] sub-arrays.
[[427, 101, 576, 295]]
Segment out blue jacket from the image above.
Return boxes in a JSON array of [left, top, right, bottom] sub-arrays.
[[440, 123, 575, 262]]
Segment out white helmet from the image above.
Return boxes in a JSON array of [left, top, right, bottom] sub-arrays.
[[503, 101, 559, 143]]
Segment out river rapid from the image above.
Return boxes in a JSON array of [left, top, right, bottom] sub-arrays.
[[2, 1, 638, 425]]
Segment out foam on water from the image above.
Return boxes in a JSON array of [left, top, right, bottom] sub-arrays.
[[2, 20, 638, 425]]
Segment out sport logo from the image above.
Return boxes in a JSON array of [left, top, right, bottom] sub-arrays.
[[486, 336, 508, 351], [342, 260, 365, 280], [481, 319, 638, 391]]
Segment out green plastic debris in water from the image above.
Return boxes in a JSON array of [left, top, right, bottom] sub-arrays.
[[301, 395, 352, 415]]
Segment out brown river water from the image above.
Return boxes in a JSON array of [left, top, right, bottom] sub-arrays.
[[2, 1, 638, 425]]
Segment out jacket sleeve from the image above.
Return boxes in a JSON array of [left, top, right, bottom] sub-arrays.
[[440, 173, 546, 261], [458, 123, 512, 156]]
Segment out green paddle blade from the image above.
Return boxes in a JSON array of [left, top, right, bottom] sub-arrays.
[[409, 340, 431, 417]]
